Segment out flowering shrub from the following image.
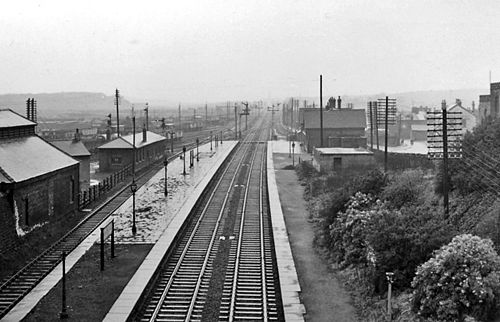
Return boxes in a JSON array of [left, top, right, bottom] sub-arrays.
[[412, 234, 500, 321], [329, 192, 378, 267]]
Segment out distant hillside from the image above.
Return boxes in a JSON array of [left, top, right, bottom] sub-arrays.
[[296, 88, 488, 112], [0, 92, 132, 119]]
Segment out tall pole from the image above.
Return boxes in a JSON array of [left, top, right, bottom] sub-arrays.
[[234, 104, 238, 140], [178, 103, 182, 131], [59, 251, 68, 319], [384, 96, 389, 173], [144, 103, 149, 132], [442, 100, 449, 216], [375, 102, 380, 150], [369, 102, 374, 150], [115, 89, 120, 137], [320, 75, 324, 147], [131, 116, 137, 235], [205, 103, 208, 127]]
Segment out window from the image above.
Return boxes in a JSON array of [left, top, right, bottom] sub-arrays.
[[111, 155, 122, 164], [333, 157, 342, 171]]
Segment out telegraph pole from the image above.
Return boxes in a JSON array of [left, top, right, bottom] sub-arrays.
[[205, 103, 208, 128], [427, 100, 462, 217], [369, 102, 374, 150], [384, 97, 389, 172], [442, 100, 449, 215], [115, 89, 120, 137], [178, 103, 182, 131], [234, 103, 238, 140], [374, 102, 379, 149], [320, 75, 324, 147]]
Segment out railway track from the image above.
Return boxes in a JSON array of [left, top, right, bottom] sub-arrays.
[[129, 118, 284, 321], [0, 130, 230, 319]]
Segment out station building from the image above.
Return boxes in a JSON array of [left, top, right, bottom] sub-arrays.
[[97, 129, 166, 172], [51, 129, 91, 189], [0, 109, 79, 247]]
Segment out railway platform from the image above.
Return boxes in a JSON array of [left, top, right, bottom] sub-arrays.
[[2, 141, 237, 322]]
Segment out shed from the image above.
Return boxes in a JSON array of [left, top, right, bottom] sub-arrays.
[[98, 129, 166, 172], [51, 132, 91, 189], [312, 147, 375, 172]]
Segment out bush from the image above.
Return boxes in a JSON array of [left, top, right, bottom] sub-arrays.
[[412, 234, 500, 321], [381, 169, 431, 209], [366, 203, 455, 291]]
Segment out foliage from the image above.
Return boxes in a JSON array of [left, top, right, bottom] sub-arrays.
[[381, 169, 431, 209], [329, 192, 377, 267], [412, 234, 500, 321], [366, 203, 455, 291]]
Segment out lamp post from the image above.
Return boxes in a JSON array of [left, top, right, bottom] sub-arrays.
[[288, 133, 291, 158], [130, 180, 137, 235], [220, 130, 223, 144], [210, 131, 213, 151], [182, 145, 186, 175], [292, 142, 295, 166], [163, 157, 168, 196], [386, 272, 394, 319], [196, 138, 199, 162], [59, 251, 68, 319], [170, 131, 174, 153]]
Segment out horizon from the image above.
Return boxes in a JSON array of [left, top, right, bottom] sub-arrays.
[[2, 1, 500, 102]]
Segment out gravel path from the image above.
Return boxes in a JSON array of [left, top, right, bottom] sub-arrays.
[[272, 145, 358, 322]]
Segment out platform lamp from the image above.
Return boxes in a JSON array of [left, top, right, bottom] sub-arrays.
[[130, 180, 138, 235], [196, 138, 199, 162], [163, 157, 168, 196], [182, 145, 187, 175], [292, 141, 296, 166], [220, 130, 223, 144], [210, 131, 213, 151]]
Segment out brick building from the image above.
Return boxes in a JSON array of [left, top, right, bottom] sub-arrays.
[[477, 82, 500, 123], [297, 108, 366, 153], [97, 129, 166, 172], [51, 129, 91, 189], [312, 147, 375, 172], [0, 109, 79, 248]]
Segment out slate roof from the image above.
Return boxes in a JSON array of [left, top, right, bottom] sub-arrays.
[[302, 109, 366, 129], [98, 131, 166, 150], [0, 136, 78, 183], [0, 109, 36, 128], [51, 140, 91, 157]]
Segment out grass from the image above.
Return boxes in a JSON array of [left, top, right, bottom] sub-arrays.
[[22, 243, 152, 322]]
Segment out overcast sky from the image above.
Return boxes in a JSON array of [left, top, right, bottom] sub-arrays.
[[1, 0, 499, 102]]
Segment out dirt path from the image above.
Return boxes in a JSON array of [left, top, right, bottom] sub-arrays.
[[273, 153, 358, 322]]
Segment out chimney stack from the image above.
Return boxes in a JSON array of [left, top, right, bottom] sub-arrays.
[[73, 128, 80, 142], [142, 125, 147, 142]]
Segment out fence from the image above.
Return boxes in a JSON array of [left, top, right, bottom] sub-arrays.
[[372, 150, 435, 171], [78, 164, 132, 209]]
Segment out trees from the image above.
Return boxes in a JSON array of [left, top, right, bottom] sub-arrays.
[[412, 234, 500, 321]]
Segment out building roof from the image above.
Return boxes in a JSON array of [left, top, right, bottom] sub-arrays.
[[315, 147, 373, 155], [51, 140, 91, 157], [98, 131, 166, 150], [448, 104, 475, 117], [0, 109, 36, 128], [302, 109, 366, 129], [0, 136, 78, 184]]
